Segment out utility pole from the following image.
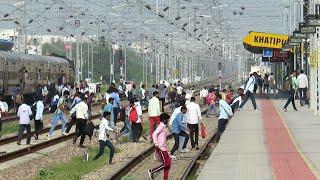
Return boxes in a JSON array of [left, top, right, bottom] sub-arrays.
[[75, 13, 80, 83]]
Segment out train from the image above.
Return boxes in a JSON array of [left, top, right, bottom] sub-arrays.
[[0, 51, 73, 98]]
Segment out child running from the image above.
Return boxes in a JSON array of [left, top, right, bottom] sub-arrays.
[[148, 113, 171, 180], [93, 111, 116, 164]]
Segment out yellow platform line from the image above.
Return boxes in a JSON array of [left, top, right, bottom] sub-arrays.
[[272, 100, 320, 180]]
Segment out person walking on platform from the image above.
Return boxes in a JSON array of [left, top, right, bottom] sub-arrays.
[[148, 91, 161, 141], [148, 113, 171, 180], [170, 106, 190, 158], [17, 100, 32, 145], [33, 96, 44, 140], [283, 71, 298, 112], [71, 96, 89, 148], [93, 111, 116, 164], [239, 72, 258, 111], [297, 70, 308, 106], [263, 74, 269, 94], [47, 91, 70, 139], [214, 94, 233, 143], [186, 97, 202, 150]]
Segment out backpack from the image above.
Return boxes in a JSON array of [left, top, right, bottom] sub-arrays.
[[129, 106, 138, 123], [49, 98, 59, 113], [30, 101, 38, 120], [84, 121, 95, 140]]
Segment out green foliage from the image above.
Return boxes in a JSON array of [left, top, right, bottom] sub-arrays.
[[42, 38, 148, 83], [1, 122, 20, 136], [35, 146, 119, 180]]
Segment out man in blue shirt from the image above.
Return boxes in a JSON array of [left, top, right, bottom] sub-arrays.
[[110, 90, 120, 126], [214, 94, 233, 143], [170, 106, 190, 159]]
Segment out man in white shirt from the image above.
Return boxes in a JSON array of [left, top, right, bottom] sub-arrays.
[[148, 91, 161, 140], [239, 72, 258, 110], [17, 100, 32, 145], [34, 96, 44, 140], [0, 96, 6, 137], [297, 70, 308, 106], [200, 87, 208, 107], [130, 100, 143, 142], [176, 85, 183, 96], [186, 97, 202, 150], [93, 111, 115, 164], [70, 96, 89, 148]]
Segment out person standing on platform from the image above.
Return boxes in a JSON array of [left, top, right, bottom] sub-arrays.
[[93, 111, 115, 164], [148, 113, 171, 180], [268, 73, 276, 94], [239, 72, 258, 111], [214, 94, 233, 143], [186, 97, 201, 150], [47, 91, 69, 139], [283, 71, 298, 112], [148, 91, 161, 141], [297, 70, 308, 106], [17, 100, 32, 145], [33, 96, 44, 140], [71, 96, 89, 148]]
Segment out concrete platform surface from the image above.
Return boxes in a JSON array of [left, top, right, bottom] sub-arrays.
[[198, 99, 320, 180]]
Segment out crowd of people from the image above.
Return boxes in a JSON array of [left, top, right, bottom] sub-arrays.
[[1, 75, 290, 180]]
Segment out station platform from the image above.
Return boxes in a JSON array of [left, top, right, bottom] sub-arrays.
[[198, 99, 320, 180]]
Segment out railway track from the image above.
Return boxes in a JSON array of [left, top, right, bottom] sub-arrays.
[[0, 78, 235, 168]]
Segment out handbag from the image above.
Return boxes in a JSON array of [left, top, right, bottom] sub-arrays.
[[200, 122, 207, 139]]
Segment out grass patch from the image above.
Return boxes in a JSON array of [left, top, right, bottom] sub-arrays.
[[1, 122, 19, 136], [117, 135, 129, 144], [35, 146, 120, 180], [187, 174, 198, 180]]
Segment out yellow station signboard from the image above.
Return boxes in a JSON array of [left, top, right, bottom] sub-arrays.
[[243, 32, 289, 49]]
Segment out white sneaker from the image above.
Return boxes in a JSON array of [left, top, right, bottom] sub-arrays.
[[181, 148, 190, 153], [47, 134, 51, 140], [147, 170, 154, 179], [170, 155, 177, 160], [62, 132, 69, 136], [238, 108, 242, 111]]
